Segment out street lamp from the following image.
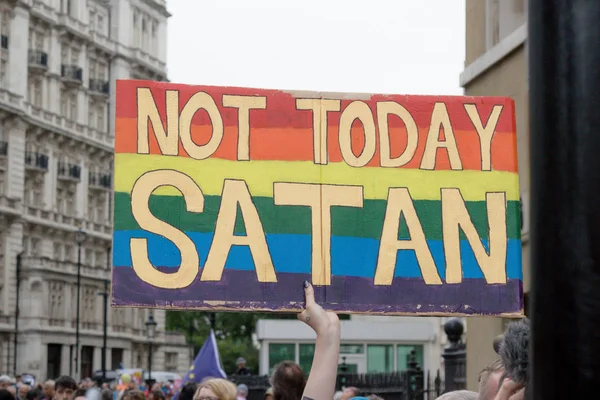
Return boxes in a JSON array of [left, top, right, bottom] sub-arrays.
[[145, 314, 157, 384], [99, 246, 111, 381], [74, 228, 87, 379]]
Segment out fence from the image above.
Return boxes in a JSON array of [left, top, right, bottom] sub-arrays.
[[230, 350, 445, 400]]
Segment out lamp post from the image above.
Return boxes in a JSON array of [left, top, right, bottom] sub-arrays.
[[145, 314, 157, 385], [74, 228, 87, 379], [99, 246, 111, 381]]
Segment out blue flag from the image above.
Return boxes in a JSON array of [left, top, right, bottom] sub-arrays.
[[174, 330, 226, 399]]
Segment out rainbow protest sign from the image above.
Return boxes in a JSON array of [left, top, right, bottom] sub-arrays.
[[112, 80, 522, 316]]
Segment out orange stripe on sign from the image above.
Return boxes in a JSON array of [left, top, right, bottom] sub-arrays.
[[115, 118, 518, 172], [115, 80, 517, 132]]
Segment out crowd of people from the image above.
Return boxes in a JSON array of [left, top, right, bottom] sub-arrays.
[[0, 282, 529, 400]]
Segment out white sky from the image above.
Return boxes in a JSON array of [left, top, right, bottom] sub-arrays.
[[166, 0, 465, 96]]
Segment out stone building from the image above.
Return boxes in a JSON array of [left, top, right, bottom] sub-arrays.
[[460, 0, 531, 391], [0, 0, 190, 380]]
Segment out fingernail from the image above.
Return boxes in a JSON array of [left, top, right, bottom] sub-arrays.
[[303, 280, 310, 288]]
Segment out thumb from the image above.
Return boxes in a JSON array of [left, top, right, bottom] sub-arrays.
[[303, 280, 316, 308]]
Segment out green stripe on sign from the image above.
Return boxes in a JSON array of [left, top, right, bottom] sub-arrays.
[[113, 192, 521, 240]]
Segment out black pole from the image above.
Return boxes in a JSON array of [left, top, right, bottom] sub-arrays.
[[102, 246, 111, 381], [148, 340, 153, 382], [75, 241, 82, 378], [210, 313, 216, 330], [13, 252, 22, 376], [529, 1, 600, 398]]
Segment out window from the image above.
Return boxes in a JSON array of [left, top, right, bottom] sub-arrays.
[[97, 15, 104, 33], [69, 93, 77, 120], [340, 344, 364, 354], [35, 33, 44, 51], [396, 345, 424, 371], [33, 80, 42, 107], [0, 59, 7, 87], [133, 14, 139, 47], [47, 344, 62, 380], [95, 251, 104, 267], [299, 344, 314, 374], [367, 344, 393, 373], [96, 105, 104, 131], [54, 242, 62, 260], [268, 343, 295, 372], [85, 248, 93, 265], [64, 245, 73, 262], [1, 10, 10, 36], [98, 63, 106, 80], [111, 349, 124, 370], [142, 18, 148, 50], [151, 21, 157, 53], [89, 10, 96, 31], [60, 89, 67, 117], [165, 352, 178, 371], [31, 237, 40, 256], [89, 60, 96, 80], [61, 45, 68, 64], [71, 48, 79, 65]]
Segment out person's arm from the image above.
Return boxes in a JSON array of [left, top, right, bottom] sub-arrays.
[[493, 379, 525, 400], [298, 281, 341, 400]]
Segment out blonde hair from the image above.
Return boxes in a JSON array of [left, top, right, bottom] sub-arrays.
[[194, 378, 237, 400]]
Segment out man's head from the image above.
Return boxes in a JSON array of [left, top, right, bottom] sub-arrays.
[[54, 376, 77, 400], [271, 361, 306, 400], [477, 359, 505, 400], [179, 383, 198, 400], [236, 384, 248, 399], [18, 385, 30, 399], [0, 389, 15, 400], [43, 381, 55, 398], [436, 390, 478, 400], [236, 358, 247, 369], [0, 377, 13, 390], [340, 387, 360, 400]]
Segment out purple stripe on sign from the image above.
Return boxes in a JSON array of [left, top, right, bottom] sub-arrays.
[[111, 267, 522, 315]]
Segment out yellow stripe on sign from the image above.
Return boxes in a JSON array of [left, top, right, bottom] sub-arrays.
[[114, 153, 520, 201]]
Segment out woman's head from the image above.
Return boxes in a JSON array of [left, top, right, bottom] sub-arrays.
[[271, 361, 306, 400], [193, 379, 237, 400]]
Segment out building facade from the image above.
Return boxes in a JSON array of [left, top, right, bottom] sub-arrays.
[[0, 0, 191, 380], [256, 315, 459, 377], [460, 0, 530, 391]]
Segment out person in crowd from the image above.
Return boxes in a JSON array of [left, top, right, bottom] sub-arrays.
[[493, 379, 524, 400], [0, 377, 13, 391], [436, 390, 478, 400], [148, 390, 165, 400], [18, 385, 30, 400], [271, 361, 305, 400], [477, 360, 505, 400], [100, 389, 112, 400], [263, 388, 273, 400], [235, 385, 247, 400], [121, 391, 145, 400], [333, 391, 342, 400], [6, 387, 15, 399], [291, 281, 341, 400], [340, 387, 360, 400], [73, 389, 87, 400], [40, 381, 54, 400], [179, 383, 198, 400], [25, 388, 40, 400], [0, 389, 15, 400], [54, 376, 77, 400], [235, 359, 250, 376], [194, 378, 236, 400], [366, 395, 383, 400]]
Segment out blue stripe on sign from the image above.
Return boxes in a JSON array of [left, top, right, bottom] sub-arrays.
[[113, 230, 523, 281]]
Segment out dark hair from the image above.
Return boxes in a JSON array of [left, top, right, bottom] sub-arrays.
[[55, 377, 77, 392], [271, 361, 306, 400], [25, 390, 40, 400], [122, 391, 145, 400], [179, 383, 198, 400], [101, 389, 113, 400], [0, 389, 15, 400], [73, 389, 87, 399], [151, 390, 166, 400]]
